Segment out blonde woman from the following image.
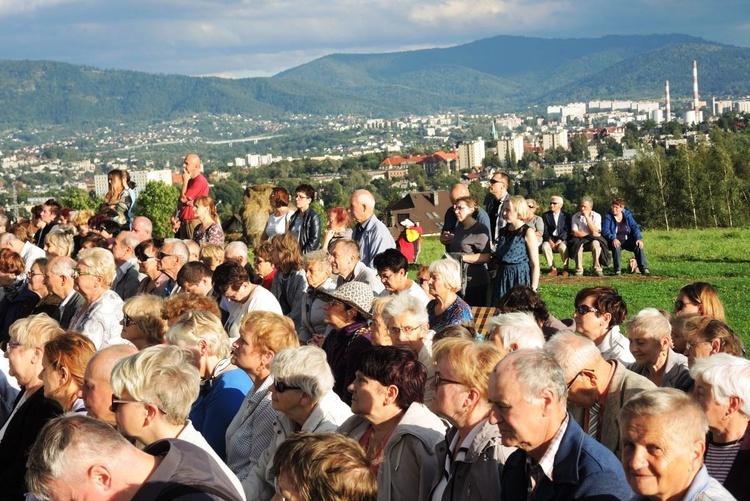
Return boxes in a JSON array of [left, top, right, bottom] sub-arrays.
[[44, 227, 75, 258], [99, 169, 131, 227], [193, 196, 224, 247], [121, 294, 167, 349]]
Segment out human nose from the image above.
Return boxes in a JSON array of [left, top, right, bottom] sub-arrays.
[[488, 406, 502, 425], [627, 446, 648, 470], [347, 382, 355, 394]]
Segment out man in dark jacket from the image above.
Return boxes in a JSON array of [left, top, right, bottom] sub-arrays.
[[541, 195, 571, 276], [488, 349, 633, 501]]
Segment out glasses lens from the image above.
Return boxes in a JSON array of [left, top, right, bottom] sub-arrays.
[[275, 381, 299, 393], [675, 300, 685, 311], [575, 305, 595, 315]]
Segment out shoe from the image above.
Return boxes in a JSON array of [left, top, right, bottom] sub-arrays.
[[595, 269, 603, 277], [575, 270, 584, 276], [561, 270, 570, 277], [548, 268, 558, 276], [643, 269, 650, 276], [615, 270, 621, 275]]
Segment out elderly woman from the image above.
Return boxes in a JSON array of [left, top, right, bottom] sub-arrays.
[[338, 346, 446, 501], [134, 239, 169, 295], [426, 258, 472, 333], [299, 249, 336, 344], [447, 196, 491, 307], [193, 195, 225, 247], [226, 311, 300, 482], [674, 281, 726, 321], [272, 433, 377, 501], [318, 281, 373, 405], [321, 206, 353, 252], [0, 314, 64, 500], [602, 197, 649, 275], [242, 346, 352, 500], [289, 184, 322, 254], [690, 353, 750, 499], [385, 291, 436, 405], [165, 310, 252, 460], [110, 345, 245, 499], [270, 232, 308, 331], [370, 297, 393, 347], [428, 337, 513, 501], [68, 247, 124, 349], [121, 294, 167, 349], [681, 315, 744, 367], [573, 286, 633, 364], [28, 257, 61, 316], [0, 249, 39, 344], [162, 291, 222, 327], [627, 307, 693, 391], [44, 227, 75, 258], [41, 331, 95, 413]]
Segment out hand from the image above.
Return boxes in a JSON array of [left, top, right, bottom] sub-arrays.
[[613, 240, 621, 248], [440, 231, 454, 245], [309, 334, 325, 348], [181, 171, 191, 184], [636, 240, 643, 248]]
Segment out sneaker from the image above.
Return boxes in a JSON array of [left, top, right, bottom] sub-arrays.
[[643, 269, 650, 276], [595, 269, 603, 277], [615, 270, 621, 275], [561, 270, 570, 277], [575, 270, 584, 276], [548, 268, 558, 276]]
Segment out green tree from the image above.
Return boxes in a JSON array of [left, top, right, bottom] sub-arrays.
[[60, 187, 100, 211], [132, 181, 180, 238]]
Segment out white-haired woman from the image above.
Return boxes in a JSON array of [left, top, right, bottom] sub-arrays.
[[628, 307, 692, 391], [299, 249, 336, 344], [110, 345, 245, 499], [242, 345, 352, 500], [68, 247, 125, 349], [166, 311, 253, 461], [426, 258, 472, 333], [690, 353, 750, 499]]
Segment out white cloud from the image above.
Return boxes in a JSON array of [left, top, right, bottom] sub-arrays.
[[0, 0, 76, 16]]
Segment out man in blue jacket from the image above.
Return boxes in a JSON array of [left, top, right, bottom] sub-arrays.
[[602, 198, 649, 276], [488, 349, 633, 501]]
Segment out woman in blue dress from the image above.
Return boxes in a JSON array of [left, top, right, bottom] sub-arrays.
[[492, 195, 540, 306]]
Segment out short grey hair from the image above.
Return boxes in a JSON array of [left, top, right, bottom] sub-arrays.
[[383, 291, 428, 326], [428, 257, 462, 293], [77, 247, 117, 287], [690, 353, 750, 416], [110, 345, 199, 425], [580, 196, 594, 207], [627, 307, 671, 342], [485, 312, 545, 350], [165, 310, 231, 360], [26, 415, 131, 500], [271, 346, 334, 403], [225, 241, 248, 259], [303, 249, 332, 275], [163, 238, 189, 265], [499, 349, 567, 403], [49, 256, 76, 277], [621, 388, 708, 443], [544, 332, 602, 380], [0, 233, 17, 246], [118, 231, 141, 251]]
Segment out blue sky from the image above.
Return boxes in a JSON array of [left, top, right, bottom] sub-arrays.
[[0, 0, 748, 78]]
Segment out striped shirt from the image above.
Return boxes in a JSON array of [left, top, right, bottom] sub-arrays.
[[705, 439, 742, 485]]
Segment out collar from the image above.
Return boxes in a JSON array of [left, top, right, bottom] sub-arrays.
[[529, 413, 569, 482]]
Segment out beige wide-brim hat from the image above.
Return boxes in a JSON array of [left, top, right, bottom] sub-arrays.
[[314, 281, 374, 320]]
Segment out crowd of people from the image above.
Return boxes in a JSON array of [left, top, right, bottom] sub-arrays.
[[0, 154, 745, 501]]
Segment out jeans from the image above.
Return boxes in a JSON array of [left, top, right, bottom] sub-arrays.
[[611, 239, 648, 272]]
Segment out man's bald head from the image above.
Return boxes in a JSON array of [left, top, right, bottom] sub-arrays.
[[350, 190, 375, 224], [183, 154, 202, 178], [82, 344, 138, 425], [449, 184, 470, 204]]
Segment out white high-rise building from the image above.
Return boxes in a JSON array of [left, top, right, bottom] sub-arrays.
[[94, 170, 173, 198], [457, 139, 486, 171], [541, 128, 569, 151], [497, 136, 524, 166]]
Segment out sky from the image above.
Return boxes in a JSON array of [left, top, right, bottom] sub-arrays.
[[0, 0, 748, 78]]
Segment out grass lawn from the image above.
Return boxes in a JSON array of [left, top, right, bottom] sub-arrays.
[[412, 228, 750, 346]]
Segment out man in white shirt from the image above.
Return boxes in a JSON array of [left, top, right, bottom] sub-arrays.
[[570, 196, 604, 276], [0, 233, 45, 275]]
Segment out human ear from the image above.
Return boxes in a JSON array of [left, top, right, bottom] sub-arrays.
[[88, 464, 113, 492]]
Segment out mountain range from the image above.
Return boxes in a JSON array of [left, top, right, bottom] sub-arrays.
[[1, 34, 749, 127]]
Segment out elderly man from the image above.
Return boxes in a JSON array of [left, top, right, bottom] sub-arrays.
[[488, 349, 633, 501], [541, 195, 571, 276], [621, 388, 735, 501], [176, 153, 209, 239], [156, 238, 189, 296], [486, 171, 510, 243], [570, 196, 608, 276], [373, 248, 429, 306], [0, 233, 45, 274], [544, 332, 655, 459], [484, 311, 545, 356], [26, 414, 243, 501], [441, 183, 491, 250], [45, 256, 85, 329], [349, 189, 395, 268], [329, 239, 384, 294], [81, 344, 138, 426], [131, 216, 152, 242], [110, 231, 142, 300]]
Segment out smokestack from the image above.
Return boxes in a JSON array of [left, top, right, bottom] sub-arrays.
[[693, 60, 700, 116], [665, 80, 671, 122]]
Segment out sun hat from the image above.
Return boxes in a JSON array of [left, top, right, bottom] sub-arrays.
[[314, 281, 373, 319]]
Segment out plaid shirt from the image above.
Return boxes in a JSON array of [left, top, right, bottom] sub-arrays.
[[526, 414, 569, 489]]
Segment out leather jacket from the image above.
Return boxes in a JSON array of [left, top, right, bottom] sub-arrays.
[[290, 209, 321, 254]]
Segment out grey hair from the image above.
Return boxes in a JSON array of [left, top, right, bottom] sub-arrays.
[[621, 388, 708, 443], [163, 238, 189, 265], [225, 240, 248, 259], [165, 310, 231, 359], [77, 247, 117, 287], [45, 228, 75, 257], [271, 346, 335, 403], [627, 307, 671, 342], [49, 256, 76, 277], [0, 233, 18, 246], [501, 349, 568, 403], [427, 257, 462, 293], [580, 196, 594, 207], [26, 414, 131, 500], [110, 345, 199, 425], [485, 312, 545, 351], [118, 231, 141, 251], [303, 249, 332, 274], [383, 291, 429, 325], [544, 332, 602, 380], [690, 353, 750, 415]]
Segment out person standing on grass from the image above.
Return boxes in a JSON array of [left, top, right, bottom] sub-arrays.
[[175, 153, 209, 239]]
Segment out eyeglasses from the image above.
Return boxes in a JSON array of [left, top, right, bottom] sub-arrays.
[[121, 314, 134, 327], [27, 271, 44, 277], [110, 394, 165, 413], [550, 202, 561, 205], [453, 205, 471, 212], [416, 277, 428, 285], [73, 269, 95, 278], [574, 305, 599, 316], [137, 253, 155, 262], [566, 369, 592, 389], [6, 341, 23, 351], [674, 299, 699, 312], [157, 252, 173, 260], [388, 325, 423, 335], [294, 194, 309, 200], [274, 380, 302, 393], [433, 372, 465, 387], [527, 205, 536, 209], [685, 338, 711, 351]]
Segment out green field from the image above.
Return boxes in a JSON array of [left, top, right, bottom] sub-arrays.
[[413, 228, 750, 345]]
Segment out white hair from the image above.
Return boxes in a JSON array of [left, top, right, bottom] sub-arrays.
[[544, 332, 602, 380], [163, 238, 189, 265], [690, 353, 750, 415], [383, 291, 428, 325], [627, 307, 671, 341], [486, 312, 545, 350], [271, 346, 335, 403]]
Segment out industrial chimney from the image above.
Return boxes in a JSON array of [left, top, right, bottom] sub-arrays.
[[665, 80, 671, 122]]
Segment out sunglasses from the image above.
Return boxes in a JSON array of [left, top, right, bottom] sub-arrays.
[[674, 299, 699, 312], [122, 314, 134, 327], [274, 380, 302, 393], [137, 253, 155, 262], [489, 179, 504, 186], [575, 305, 599, 316], [157, 252, 173, 260]]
